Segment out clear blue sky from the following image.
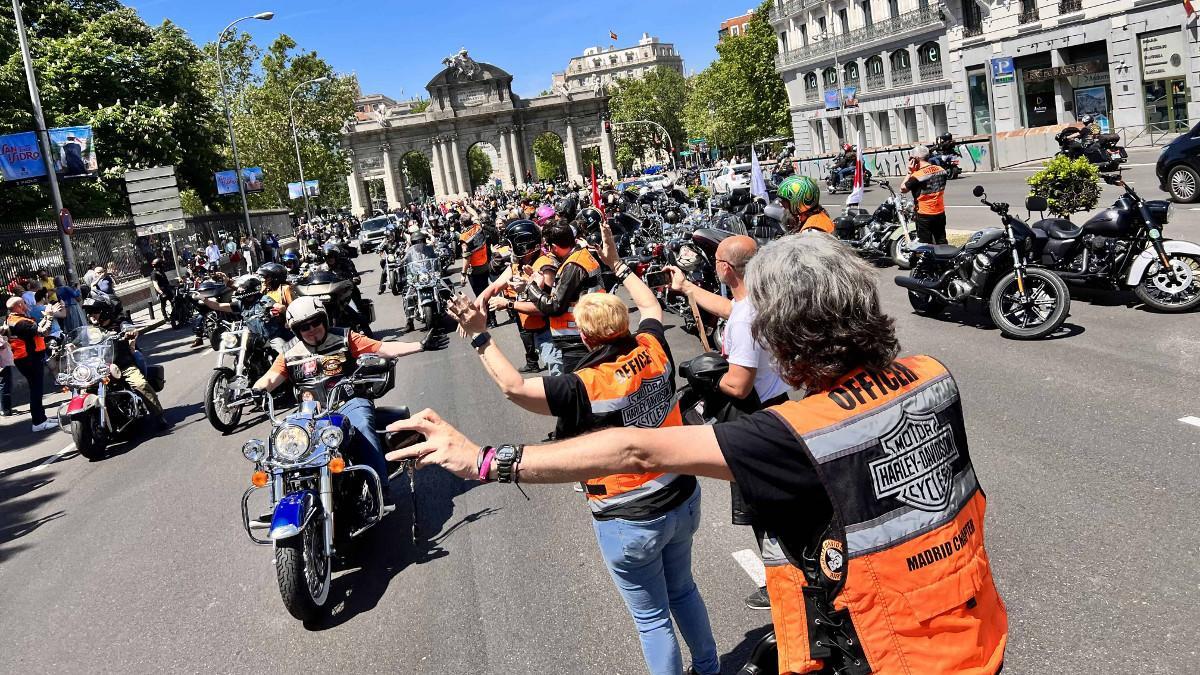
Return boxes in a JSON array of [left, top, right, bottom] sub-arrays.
[[128, 0, 754, 98]]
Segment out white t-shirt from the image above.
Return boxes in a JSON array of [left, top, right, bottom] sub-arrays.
[[722, 298, 789, 403]]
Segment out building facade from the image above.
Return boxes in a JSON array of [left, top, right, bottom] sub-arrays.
[[554, 33, 684, 93], [772, 0, 958, 156], [719, 11, 756, 41], [946, 0, 1199, 135]]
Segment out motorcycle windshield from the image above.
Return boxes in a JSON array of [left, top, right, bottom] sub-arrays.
[[406, 258, 439, 283], [63, 327, 115, 384]]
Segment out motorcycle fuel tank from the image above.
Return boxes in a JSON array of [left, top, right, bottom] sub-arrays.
[[1083, 202, 1137, 238]]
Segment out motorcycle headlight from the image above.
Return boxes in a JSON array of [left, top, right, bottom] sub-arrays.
[[71, 365, 94, 382], [241, 439, 266, 462], [272, 425, 311, 462], [418, 273, 433, 285], [318, 426, 344, 448], [220, 332, 240, 349]]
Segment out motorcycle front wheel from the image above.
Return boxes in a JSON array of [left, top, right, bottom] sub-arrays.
[[204, 368, 242, 434], [1134, 252, 1200, 312], [890, 236, 915, 270], [275, 513, 331, 622], [71, 412, 106, 460], [988, 268, 1070, 339], [422, 304, 437, 331]]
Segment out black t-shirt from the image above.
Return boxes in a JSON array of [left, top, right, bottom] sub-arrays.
[[714, 409, 832, 551]]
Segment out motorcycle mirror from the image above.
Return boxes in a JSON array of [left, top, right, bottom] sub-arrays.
[[972, 185, 986, 198]]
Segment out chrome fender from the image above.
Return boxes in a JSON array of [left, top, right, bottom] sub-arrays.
[[1125, 239, 1200, 286], [269, 490, 321, 541]]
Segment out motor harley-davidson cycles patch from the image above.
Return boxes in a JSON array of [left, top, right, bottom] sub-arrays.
[[869, 410, 959, 512]]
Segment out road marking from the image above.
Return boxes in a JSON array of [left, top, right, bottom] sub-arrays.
[[732, 549, 766, 587], [31, 441, 76, 473], [1180, 416, 1200, 428]]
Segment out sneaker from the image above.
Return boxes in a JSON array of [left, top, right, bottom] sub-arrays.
[[32, 420, 57, 433], [519, 362, 542, 374], [744, 586, 771, 610]]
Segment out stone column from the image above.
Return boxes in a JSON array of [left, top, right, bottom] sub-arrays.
[[345, 150, 366, 216], [437, 138, 457, 198], [450, 135, 468, 196], [599, 118, 618, 180], [508, 127, 526, 186], [498, 128, 516, 188], [564, 118, 582, 183], [429, 138, 449, 202], [395, 162, 408, 208], [380, 142, 402, 210], [1050, 48, 1070, 125]]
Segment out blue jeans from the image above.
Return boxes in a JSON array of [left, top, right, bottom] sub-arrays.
[[533, 330, 560, 376], [591, 487, 719, 675], [339, 397, 391, 498]]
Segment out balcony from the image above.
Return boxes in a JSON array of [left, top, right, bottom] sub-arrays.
[[1018, 6, 1040, 23], [776, 5, 945, 70], [771, 0, 814, 23], [865, 72, 886, 91], [892, 67, 913, 86], [1058, 0, 1082, 11], [919, 61, 943, 82], [962, 24, 983, 38], [805, 87, 820, 102]]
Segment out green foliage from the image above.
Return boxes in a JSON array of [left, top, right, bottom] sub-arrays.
[[400, 151, 433, 200], [532, 132, 565, 181], [682, 0, 789, 150], [688, 184, 710, 201], [467, 145, 493, 189], [580, 147, 602, 175], [179, 188, 205, 215], [608, 66, 688, 168], [1027, 155, 1101, 218], [408, 98, 431, 113]]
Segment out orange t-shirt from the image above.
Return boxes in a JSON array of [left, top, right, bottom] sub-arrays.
[[800, 210, 835, 234], [269, 331, 381, 378]]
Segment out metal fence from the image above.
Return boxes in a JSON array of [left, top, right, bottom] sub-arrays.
[[0, 210, 295, 291]]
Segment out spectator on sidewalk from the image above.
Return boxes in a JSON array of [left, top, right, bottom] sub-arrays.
[[0, 322, 13, 417], [54, 276, 85, 334], [5, 296, 56, 432], [205, 240, 221, 267], [82, 265, 101, 289]]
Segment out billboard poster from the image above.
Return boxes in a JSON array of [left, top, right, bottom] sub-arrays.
[[0, 125, 98, 184], [842, 86, 859, 110], [215, 170, 240, 195], [824, 90, 841, 111], [286, 179, 320, 199], [243, 167, 264, 193]]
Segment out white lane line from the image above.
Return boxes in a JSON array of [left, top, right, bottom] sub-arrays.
[[1179, 416, 1200, 428], [31, 441, 76, 473], [732, 549, 766, 587]]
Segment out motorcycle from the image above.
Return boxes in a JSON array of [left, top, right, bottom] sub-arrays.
[[55, 325, 166, 460], [832, 179, 920, 268], [237, 353, 410, 622], [826, 164, 873, 194], [656, 227, 732, 351], [381, 248, 405, 296], [1055, 127, 1127, 172], [894, 185, 1071, 339], [203, 320, 283, 434], [168, 284, 195, 329], [928, 146, 962, 180], [295, 269, 375, 334], [1027, 174, 1200, 312], [403, 257, 454, 333]]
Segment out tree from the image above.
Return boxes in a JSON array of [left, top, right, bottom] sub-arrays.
[[0, 1, 224, 220], [683, 0, 789, 151], [401, 151, 433, 200], [467, 145, 493, 190], [1027, 155, 1101, 218], [408, 98, 431, 113], [608, 66, 688, 168], [532, 133, 566, 181]]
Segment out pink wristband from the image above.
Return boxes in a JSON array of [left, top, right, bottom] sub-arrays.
[[478, 447, 498, 482]]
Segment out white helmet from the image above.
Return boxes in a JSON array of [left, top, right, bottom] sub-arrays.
[[285, 295, 328, 331]]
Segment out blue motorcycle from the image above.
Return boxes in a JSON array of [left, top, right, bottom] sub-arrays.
[[237, 353, 413, 622]]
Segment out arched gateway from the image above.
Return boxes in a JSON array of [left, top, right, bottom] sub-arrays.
[[342, 50, 617, 212]]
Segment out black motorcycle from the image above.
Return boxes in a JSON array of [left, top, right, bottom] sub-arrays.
[[659, 227, 731, 351], [168, 284, 195, 329], [927, 146, 962, 180], [895, 185, 1071, 339], [1055, 127, 1127, 172], [1026, 174, 1200, 312], [832, 180, 919, 268], [826, 164, 873, 194]]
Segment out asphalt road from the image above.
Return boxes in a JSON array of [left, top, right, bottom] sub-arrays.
[[1, 242, 1197, 674]]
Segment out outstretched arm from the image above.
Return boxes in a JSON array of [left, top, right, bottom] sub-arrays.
[[448, 295, 550, 415]]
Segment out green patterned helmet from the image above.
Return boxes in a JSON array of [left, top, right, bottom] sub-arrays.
[[777, 175, 821, 214]]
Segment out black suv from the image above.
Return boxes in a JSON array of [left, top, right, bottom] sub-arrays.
[[1156, 121, 1200, 202]]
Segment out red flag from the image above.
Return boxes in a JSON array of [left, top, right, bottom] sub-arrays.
[[609, 31, 619, 41], [591, 163, 605, 217], [1186, 0, 1195, 15]]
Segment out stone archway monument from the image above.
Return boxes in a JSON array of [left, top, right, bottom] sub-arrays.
[[342, 50, 616, 212]]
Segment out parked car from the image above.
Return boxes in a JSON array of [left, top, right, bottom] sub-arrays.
[[357, 216, 392, 252], [1156, 121, 1200, 203], [710, 163, 753, 195]]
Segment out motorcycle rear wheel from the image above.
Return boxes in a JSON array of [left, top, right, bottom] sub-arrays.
[[988, 268, 1070, 339], [71, 414, 106, 460], [1133, 253, 1200, 312], [275, 515, 330, 623], [204, 368, 242, 434]]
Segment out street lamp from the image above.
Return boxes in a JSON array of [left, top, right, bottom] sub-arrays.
[[216, 11, 274, 239], [289, 76, 329, 225]]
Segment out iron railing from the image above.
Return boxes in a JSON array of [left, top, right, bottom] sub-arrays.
[[770, 0, 814, 22], [892, 67, 913, 86], [1018, 5, 1040, 23], [775, 5, 944, 70], [919, 61, 944, 82], [805, 87, 820, 102], [865, 72, 886, 91], [963, 24, 984, 38], [1058, 0, 1082, 13]]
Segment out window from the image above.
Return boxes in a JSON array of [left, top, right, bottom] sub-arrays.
[[838, 8, 849, 33], [844, 62, 860, 82], [800, 24, 808, 45], [861, 0, 873, 27], [823, 67, 839, 88], [888, 0, 899, 18], [891, 49, 911, 70], [817, 16, 827, 33], [731, 25, 740, 36], [918, 42, 940, 64], [866, 55, 884, 75], [780, 31, 789, 52], [961, 0, 983, 36], [805, 72, 819, 89]]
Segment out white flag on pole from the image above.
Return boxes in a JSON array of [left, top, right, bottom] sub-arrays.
[[846, 153, 864, 207], [750, 147, 768, 200]]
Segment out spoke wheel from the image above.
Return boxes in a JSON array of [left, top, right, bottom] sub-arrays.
[[1168, 166, 1199, 203], [1134, 253, 1200, 312], [275, 513, 330, 622], [989, 268, 1070, 339], [204, 368, 242, 433]]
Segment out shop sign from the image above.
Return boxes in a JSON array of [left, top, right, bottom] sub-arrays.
[[1022, 60, 1104, 83], [1139, 31, 1186, 80], [1070, 71, 1110, 89], [991, 57, 1015, 84]]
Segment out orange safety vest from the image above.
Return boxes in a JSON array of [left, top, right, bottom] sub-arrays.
[[5, 314, 45, 360], [459, 224, 489, 269], [907, 164, 948, 216], [505, 256, 551, 331], [763, 355, 1007, 674], [574, 332, 685, 515], [800, 209, 835, 234], [548, 247, 603, 339]]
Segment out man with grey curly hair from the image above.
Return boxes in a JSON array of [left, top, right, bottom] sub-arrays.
[[388, 234, 1008, 675]]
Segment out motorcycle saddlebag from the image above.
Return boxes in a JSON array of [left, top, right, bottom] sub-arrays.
[[146, 365, 166, 393]]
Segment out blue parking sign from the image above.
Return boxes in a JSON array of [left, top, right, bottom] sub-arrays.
[[991, 57, 1015, 84]]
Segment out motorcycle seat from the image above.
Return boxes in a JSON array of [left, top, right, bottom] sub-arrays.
[[1097, 133, 1121, 144], [1035, 218, 1082, 240], [929, 244, 961, 259]]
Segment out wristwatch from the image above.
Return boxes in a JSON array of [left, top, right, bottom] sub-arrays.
[[470, 331, 491, 350], [494, 444, 524, 483]]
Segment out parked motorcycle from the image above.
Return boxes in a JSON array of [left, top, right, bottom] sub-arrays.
[[895, 185, 1071, 339], [237, 353, 406, 622], [658, 227, 732, 351], [832, 179, 919, 268], [1027, 174, 1200, 312], [55, 325, 166, 459], [1055, 126, 1127, 172], [403, 258, 454, 332], [204, 320, 283, 433], [295, 269, 375, 334]]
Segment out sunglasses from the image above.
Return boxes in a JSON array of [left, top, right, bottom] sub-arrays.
[[293, 318, 323, 332]]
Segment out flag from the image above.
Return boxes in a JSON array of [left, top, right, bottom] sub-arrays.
[[749, 147, 768, 201], [609, 30, 619, 41], [591, 163, 604, 217], [1186, 0, 1195, 15], [846, 153, 864, 207]]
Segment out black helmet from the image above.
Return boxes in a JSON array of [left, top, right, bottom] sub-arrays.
[[938, 132, 953, 144], [577, 207, 604, 235], [256, 262, 287, 286], [410, 231, 428, 245], [196, 278, 229, 299], [151, 258, 165, 270], [322, 243, 342, 259], [554, 194, 579, 221], [663, 207, 682, 225], [504, 219, 542, 258], [233, 274, 263, 298], [602, 190, 623, 212], [305, 238, 320, 250]]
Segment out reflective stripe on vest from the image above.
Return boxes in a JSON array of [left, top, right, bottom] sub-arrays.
[[459, 224, 488, 268], [548, 248, 603, 338], [5, 315, 44, 360], [574, 333, 683, 515], [765, 355, 1008, 674], [909, 165, 947, 215], [506, 261, 547, 331]]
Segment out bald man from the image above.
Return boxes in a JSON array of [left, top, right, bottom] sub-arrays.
[[668, 234, 790, 610]]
